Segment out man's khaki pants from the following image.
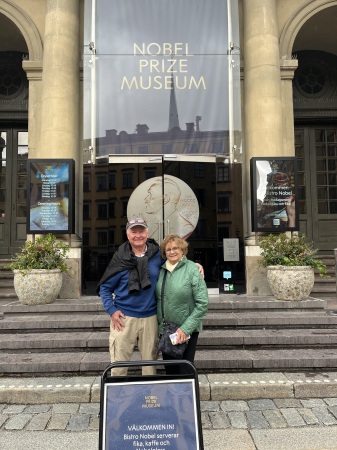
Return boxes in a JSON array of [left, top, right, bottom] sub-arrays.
[[109, 314, 158, 376]]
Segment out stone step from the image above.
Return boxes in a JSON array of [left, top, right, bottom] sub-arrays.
[[1, 310, 337, 333], [2, 328, 337, 353], [0, 296, 329, 316], [2, 348, 337, 376]]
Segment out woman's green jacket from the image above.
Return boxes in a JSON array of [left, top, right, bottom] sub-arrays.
[[155, 256, 209, 336]]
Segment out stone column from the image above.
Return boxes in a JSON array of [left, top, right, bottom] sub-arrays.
[[39, 0, 81, 298], [243, 0, 283, 295], [40, 0, 80, 159]]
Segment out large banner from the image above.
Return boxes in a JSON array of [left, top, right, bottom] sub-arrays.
[[83, 0, 241, 157], [250, 157, 299, 232]]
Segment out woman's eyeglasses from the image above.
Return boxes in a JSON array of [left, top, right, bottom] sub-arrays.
[[165, 247, 179, 254]]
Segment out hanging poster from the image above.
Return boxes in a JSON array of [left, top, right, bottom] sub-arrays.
[[251, 157, 299, 232]]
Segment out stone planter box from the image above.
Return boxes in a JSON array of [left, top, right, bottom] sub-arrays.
[[13, 269, 63, 305], [267, 266, 315, 301]]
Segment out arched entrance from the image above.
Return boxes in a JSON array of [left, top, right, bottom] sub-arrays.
[[292, 6, 337, 251], [0, 11, 29, 255]]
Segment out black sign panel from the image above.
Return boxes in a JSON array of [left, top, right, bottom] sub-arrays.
[[101, 379, 200, 450], [251, 157, 299, 232], [27, 159, 75, 234]]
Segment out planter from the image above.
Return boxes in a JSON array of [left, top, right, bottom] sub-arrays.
[[267, 266, 315, 301], [13, 269, 63, 305]]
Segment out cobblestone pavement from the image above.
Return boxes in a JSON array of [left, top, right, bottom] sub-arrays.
[[1, 398, 337, 433]]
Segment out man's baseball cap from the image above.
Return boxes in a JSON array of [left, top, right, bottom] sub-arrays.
[[126, 217, 148, 230]]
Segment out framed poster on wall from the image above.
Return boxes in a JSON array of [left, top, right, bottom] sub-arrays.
[[250, 157, 299, 232], [27, 159, 75, 234]]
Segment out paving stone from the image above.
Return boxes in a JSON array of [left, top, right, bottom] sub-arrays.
[[0, 405, 5, 413], [246, 410, 269, 429], [47, 413, 70, 430], [2, 404, 26, 414], [227, 411, 248, 429], [0, 414, 9, 428], [247, 399, 277, 410], [328, 405, 337, 419], [200, 401, 220, 412], [201, 412, 212, 429], [280, 408, 306, 427], [273, 398, 302, 408], [52, 403, 79, 414], [300, 399, 326, 408], [262, 409, 287, 428], [311, 407, 337, 425], [79, 403, 100, 415], [25, 405, 51, 414], [4, 413, 33, 430], [67, 413, 91, 431], [220, 400, 249, 412], [297, 408, 320, 425], [89, 415, 100, 430], [209, 411, 230, 429], [324, 398, 337, 406], [26, 412, 51, 431]]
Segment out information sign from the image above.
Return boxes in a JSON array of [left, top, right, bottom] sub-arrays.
[[27, 159, 75, 234], [99, 361, 203, 450]]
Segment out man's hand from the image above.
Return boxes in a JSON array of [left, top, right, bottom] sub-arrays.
[[111, 310, 126, 331]]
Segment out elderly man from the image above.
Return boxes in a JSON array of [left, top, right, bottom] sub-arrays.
[[97, 218, 162, 376]]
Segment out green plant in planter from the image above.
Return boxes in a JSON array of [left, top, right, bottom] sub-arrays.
[[258, 233, 328, 277], [5, 233, 69, 274]]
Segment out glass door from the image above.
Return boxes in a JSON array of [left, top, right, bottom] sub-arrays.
[[82, 154, 245, 294], [0, 127, 28, 255]]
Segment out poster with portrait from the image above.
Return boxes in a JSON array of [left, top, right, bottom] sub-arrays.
[[251, 157, 299, 232], [27, 159, 75, 234]]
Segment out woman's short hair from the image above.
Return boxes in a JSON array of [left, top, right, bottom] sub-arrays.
[[160, 233, 189, 258]]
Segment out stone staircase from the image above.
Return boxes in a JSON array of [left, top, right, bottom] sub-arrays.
[[1, 294, 337, 377]]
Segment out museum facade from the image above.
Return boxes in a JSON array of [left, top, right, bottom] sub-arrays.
[[0, 0, 336, 297]]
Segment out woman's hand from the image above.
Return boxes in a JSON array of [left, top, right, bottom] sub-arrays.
[[176, 328, 190, 344]]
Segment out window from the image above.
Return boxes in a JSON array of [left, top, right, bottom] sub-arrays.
[[83, 202, 90, 220], [109, 228, 115, 245], [97, 230, 108, 246], [217, 193, 231, 213], [97, 174, 108, 191], [82, 230, 90, 246], [194, 163, 205, 178], [97, 202, 108, 219], [217, 165, 230, 182], [83, 174, 90, 192], [108, 173, 115, 189], [109, 201, 115, 218], [218, 223, 231, 241], [122, 172, 133, 188], [144, 169, 155, 179], [115, 147, 125, 154], [122, 199, 128, 216]]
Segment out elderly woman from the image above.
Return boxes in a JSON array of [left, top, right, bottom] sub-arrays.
[[155, 233, 209, 374]]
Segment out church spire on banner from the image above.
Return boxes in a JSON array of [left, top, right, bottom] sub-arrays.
[[168, 56, 180, 131]]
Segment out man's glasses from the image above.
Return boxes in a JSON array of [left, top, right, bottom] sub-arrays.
[[165, 247, 179, 254]]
